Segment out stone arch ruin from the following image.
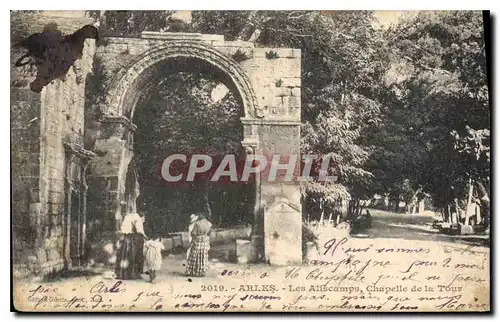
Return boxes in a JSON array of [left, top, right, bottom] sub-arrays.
[[104, 41, 261, 118], [92, 32, 303, 265], [11, 14, 303, 277]]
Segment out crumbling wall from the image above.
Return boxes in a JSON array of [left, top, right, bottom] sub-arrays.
[[11, 12, 96, 278]]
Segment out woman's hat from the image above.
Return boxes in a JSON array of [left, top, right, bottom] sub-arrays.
[[189, 213, 199, 223]]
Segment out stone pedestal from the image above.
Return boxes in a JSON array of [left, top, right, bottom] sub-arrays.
[[236, 239, 251, 264], [249, 235, 264, 262], [263, 197, 302, 265], [460, 224, 474, 235], [304, 242, 320, 262], [168, 232, 190, 248]]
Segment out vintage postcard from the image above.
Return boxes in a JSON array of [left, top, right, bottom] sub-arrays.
[[11, 10, 490, 312]]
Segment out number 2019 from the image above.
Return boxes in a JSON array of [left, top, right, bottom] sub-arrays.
[[201, 285, 225, 292]]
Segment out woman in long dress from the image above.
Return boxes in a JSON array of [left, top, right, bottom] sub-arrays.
[[186, 213, 212, 277], [115, 212, 147, 280], [185, 214, 197, 262]]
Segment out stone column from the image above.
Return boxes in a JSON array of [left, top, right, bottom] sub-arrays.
[[256, 120, 302, 265], [242, 139, 264, 262], [63, 152, 74, 270], [88, 114, 137, 235], [80, 161, 90, 262], [63, 142, 95, 269]]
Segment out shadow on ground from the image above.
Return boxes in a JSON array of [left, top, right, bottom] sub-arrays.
[[42, 268, 103, 282]]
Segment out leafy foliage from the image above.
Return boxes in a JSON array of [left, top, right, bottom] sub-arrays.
[[87, 10, 192, 37], [382, 11, 490, 211], [142, 73, 242, 159], [189, 11, 392, 217]]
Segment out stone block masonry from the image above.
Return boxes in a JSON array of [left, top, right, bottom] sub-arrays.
[[12, 87, 42, 267], [96, 33, 300, 122], [11, 12, 96, 278]]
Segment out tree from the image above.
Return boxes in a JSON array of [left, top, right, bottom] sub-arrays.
[[383, 11, 490, 224]]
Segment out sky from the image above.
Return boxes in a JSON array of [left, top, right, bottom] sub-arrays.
[[39, 10, 416, 28], [373, 11, 416, 27], [171, 10, 416, 27]]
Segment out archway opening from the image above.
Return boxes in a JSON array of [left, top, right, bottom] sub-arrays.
[[131, 56, 255, 235]]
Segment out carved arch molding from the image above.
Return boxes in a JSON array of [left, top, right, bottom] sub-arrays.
[[102, 41, 263, 119]]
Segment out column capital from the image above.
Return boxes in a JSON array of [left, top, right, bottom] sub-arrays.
[[97, 114, 137, 144], [241, 139, 258, 155], [101, 115, 138, 132], [64, 142, 96, 161]]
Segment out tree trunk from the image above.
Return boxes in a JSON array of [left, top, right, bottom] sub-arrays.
[[465, 178, 474, 225], [454, 198, 462, 224], [357, 200, 363, 217], [445, 205, 451, 223], [441, 207, 447, 222], [407, 188, 422, 214], [383, 195, 389, 211], [248, 29, 262, 42], [475, 181, 490, 227], [450, 201, 460, 224], [202, 179, 212, 221], [340, 199, 346, 222], [348, 199, 355, 218], [99, 10, 107, 29], [476, 181, 490, 203]]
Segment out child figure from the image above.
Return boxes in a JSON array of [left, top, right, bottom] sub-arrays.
[[143, 236, 164, 283]]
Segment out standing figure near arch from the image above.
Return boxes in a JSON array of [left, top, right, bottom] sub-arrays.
[[115, 212, 147, 280], [185, 213, 212, 277], [143, 234, 164, 283], [185, 214, 197, 263]]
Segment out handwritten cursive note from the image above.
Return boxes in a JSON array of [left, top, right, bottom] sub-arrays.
[[13, 238, 489, 312]]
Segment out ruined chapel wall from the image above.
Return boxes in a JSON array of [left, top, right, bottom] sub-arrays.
[[11, 88, 42, 267], [11, 12, 96, 275], [37, 47, 94, 271]]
